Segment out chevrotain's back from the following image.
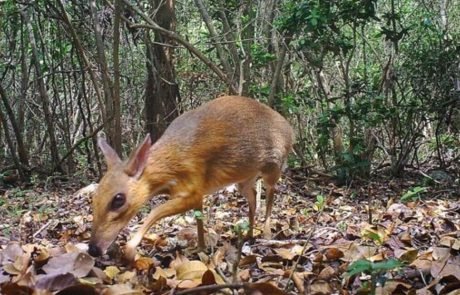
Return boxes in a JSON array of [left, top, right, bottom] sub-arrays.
[[152, 96, 294, 189]]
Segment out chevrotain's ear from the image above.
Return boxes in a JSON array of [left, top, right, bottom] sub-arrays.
[[125, 134, 152, 179], [98, 136, 121, 168]]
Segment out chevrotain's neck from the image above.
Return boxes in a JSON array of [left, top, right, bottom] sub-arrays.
[[133, 141, 183, 204]]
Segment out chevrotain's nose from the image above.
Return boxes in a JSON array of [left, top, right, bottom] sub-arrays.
[[88, 243, 102, 257]]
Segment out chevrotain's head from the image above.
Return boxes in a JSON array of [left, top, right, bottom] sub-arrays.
[[88, 135, 152, 257]]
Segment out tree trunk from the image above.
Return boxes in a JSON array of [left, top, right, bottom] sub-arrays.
[[20, 7, 61, 171], [268, 37, 290, 108], [145, 0, 179, 142], [90, 0, 122, 154], [0, 84, 28, 180], [112, 0, 123, 154], [238, 0, 255, 96], [122, 0, 237, 93]]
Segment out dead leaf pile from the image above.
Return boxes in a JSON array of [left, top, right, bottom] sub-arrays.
[[0, 173, 459, 294]]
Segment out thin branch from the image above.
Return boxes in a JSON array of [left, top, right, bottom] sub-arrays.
[[54, 0, 106, 121], [268, 34, 291, 107], [53, 123, 105, 171], [120, 0, 238, 94], [194, 0, 233, 77], [218, 9, 240, 75]]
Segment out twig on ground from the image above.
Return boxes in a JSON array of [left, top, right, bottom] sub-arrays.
[[32, 220, 53, 238], [215, 264, 231, 284], [231, 231, 244, 283], [418, 170, 442, 184], [254, 239, 312, 247], [284, 270, 304, 294], [284, 210, 322, 292], [173, 283, 244, 295]]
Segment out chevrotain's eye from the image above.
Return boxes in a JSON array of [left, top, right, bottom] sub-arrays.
[[110, 193, 126, 210]]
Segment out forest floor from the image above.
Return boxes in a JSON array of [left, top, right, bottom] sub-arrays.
[[0, 168, 459, 294]]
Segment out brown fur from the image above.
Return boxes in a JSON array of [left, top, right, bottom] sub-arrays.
[[89, 96, 294, 261]]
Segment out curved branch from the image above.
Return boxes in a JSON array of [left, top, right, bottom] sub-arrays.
[[53, 123, 105, 171], [121, 0, 238, 94], [194, 0, 233, 77]]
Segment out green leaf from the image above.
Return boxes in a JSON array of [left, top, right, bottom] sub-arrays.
[[347, 259, 373, 276], [363, 231, 382, 244], [372, 259, 403, 272], [193, 210, 204, 220], [314, 194, 325, 211], [346, 258, 403, 277], [233, 220, 250, 234], [401, 186, 427, 202]]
